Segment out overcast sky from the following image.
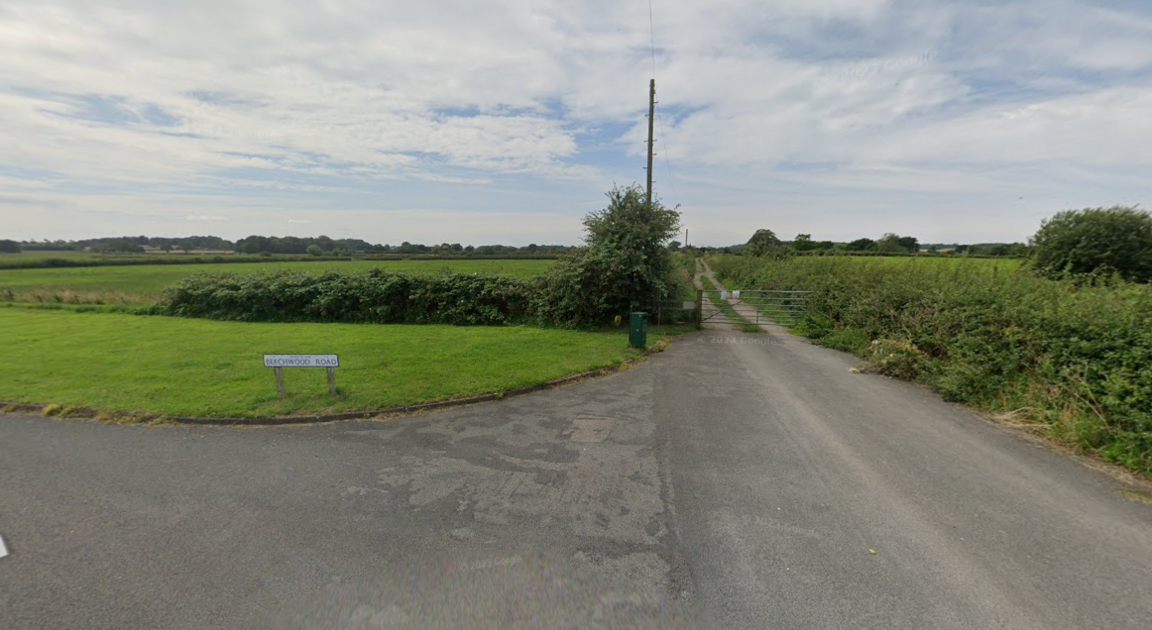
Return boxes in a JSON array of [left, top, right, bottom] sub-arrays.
[[2, 0, 1151, 245]]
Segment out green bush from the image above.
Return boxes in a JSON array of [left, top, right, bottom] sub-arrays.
[[534, 185, 683, 328], [162, 269, 535, 326], [1029, 206, 1152, 283], [713, 255, 1152, 474]]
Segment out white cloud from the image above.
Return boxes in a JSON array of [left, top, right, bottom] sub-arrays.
[[187, 215, 229, 222], [1, 0, 1151, 244]]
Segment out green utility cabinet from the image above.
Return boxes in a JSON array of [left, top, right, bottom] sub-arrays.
[[629, 312, 648, 348]]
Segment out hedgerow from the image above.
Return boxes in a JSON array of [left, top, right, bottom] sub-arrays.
[[162, 269, 535, 326], [712, 255, 1152, 474]]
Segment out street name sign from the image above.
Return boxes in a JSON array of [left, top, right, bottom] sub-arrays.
[[263, 355, 340, 396], [263, 354, 339, 368]]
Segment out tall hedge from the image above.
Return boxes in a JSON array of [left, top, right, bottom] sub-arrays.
[[713, 255, 1152, 474], [162, 269, 535, 326]]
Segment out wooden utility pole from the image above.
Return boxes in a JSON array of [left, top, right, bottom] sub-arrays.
[[646, 79, 656, 207]]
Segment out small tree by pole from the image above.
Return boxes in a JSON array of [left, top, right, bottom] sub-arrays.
[[535, 185, 682, 327]]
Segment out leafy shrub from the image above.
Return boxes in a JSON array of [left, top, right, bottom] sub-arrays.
[[820, 328, 870, 354], [864, 339, 928, 380], [1029, 206, 1152, 283], [712, 254, 1152, 474], [794, 313, 834, 339], [534, 185, 683, 328]]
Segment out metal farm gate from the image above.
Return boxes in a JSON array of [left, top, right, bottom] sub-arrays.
[[697, 289, 811, 328]]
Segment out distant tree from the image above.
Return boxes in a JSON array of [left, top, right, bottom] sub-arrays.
[[0, 239, 21, 253], [179, 242, 194, 254], [107, 239, 144, 254], [306, 244, 324, 257], [876, 233, 903, 252], [161, 244, 173, 253], [875, 233, 918, 253], [745, 229, 782, 256], [792, 234, 817, 251], [668, 240, 681, 251], [334, 238, 374, 252], [1029, 206, 1152, 282], [846, 238, 877, 251]]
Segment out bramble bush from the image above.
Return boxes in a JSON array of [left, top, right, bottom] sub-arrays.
[[713, 255, 1152, 474]]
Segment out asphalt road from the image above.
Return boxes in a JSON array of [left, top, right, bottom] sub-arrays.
[[2, 331, 1151, 629]]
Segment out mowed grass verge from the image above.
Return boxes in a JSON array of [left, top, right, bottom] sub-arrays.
[[0, 309, 656, 419], [0, 259, 555, 305]]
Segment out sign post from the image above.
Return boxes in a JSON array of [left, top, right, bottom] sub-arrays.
[[263, 355, 340, 397]]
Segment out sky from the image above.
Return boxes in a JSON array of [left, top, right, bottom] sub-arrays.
[[2, 0, 1151, 246]]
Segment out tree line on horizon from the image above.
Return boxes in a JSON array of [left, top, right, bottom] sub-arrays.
[[0, 231, 1028, 258], [685, 229, 1029, 258], [3, 235, 575, 257]]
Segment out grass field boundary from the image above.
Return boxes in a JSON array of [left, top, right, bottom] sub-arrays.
[[0, 338, 674, 426], [0, 253, 563, 270], [0, 254, 354, 270]]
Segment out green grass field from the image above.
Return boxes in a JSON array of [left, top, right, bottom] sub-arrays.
[[850, 255, 1022, 272], [0, 259, 555, 305], [712, 253, 1022, 269], [0, 308, 664, 419]]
